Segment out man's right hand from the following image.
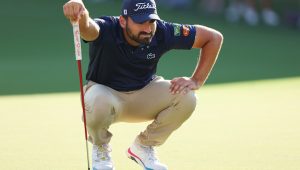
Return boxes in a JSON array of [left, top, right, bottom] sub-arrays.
[[63, 0, 100, 44], [63, 0, 87, 23]]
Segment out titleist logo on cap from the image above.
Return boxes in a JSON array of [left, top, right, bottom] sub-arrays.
[[134, 2, 156, 11]]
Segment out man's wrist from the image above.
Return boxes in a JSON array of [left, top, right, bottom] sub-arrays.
[[191, 76, 205, 88]]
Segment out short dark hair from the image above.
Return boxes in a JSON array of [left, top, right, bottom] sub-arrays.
[[122, 15, 128, 20]]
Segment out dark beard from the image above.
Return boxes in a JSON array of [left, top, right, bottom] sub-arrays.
[[126, 24, 154, 45]]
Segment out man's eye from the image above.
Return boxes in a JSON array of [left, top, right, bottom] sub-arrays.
[[149, 19, 156, 23]]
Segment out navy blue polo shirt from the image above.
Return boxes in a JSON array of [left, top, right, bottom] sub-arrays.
[[85, 16, 196, 91]]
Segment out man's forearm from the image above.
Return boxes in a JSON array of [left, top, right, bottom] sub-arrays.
[[191, 32, 223, 87], [78, 10, 100, 41]]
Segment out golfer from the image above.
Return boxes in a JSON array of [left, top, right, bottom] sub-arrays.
[[63, 0, 223, 169]]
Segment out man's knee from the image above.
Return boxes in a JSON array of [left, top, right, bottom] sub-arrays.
[[171, 90, 197, 126], [177, 90, 197, 113], [187, 90, 197, 110]]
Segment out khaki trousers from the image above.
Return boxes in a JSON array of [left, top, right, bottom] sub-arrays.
[[84, 76, 197, 146]]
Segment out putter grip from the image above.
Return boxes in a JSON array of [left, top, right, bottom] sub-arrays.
[[72, 23, 82, 61]]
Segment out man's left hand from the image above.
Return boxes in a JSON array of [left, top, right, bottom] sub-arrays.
[[169, 77, 200, 95]]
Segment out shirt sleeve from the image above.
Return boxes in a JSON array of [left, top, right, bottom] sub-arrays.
[[159, 21, 196, 50], [82, 17, 107, 43], [94, 18, 108, 41]]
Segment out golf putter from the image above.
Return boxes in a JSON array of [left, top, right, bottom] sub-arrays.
[[72, 22, 91, 170]]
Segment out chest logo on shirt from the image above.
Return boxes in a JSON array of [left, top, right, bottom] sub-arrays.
[[147, 53, 156, 60]]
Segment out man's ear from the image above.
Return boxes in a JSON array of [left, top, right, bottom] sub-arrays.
[[119, 15, 127, 29]]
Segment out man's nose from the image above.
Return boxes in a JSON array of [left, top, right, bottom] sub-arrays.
[[142, 23, 151, 33]]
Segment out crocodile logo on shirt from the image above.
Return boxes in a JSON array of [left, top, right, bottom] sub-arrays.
[[147, 53, 156, 59]]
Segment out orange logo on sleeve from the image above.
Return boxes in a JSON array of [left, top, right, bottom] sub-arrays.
[[182, 25, 190, 36]]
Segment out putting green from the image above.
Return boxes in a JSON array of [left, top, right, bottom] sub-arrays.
[[0, 77, 299, 170]]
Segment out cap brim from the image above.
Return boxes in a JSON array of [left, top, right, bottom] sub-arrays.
[[131, 13, 160, 24]]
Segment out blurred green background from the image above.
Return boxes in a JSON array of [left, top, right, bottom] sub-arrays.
[[0, 0, 299, 95]]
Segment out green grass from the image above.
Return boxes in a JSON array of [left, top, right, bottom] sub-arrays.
[[0, 77, 299, 170]]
